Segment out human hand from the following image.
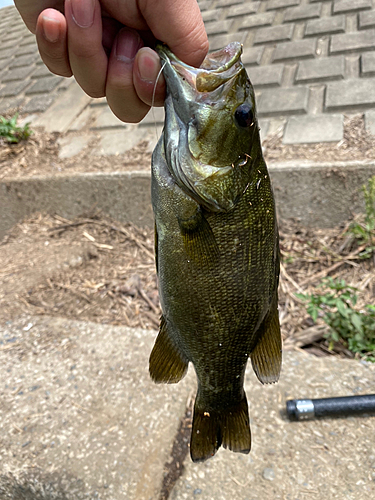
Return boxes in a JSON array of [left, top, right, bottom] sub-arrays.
[[14, 0, 208, 123]]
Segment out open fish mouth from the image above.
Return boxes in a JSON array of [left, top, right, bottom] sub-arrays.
[[156, 41, 255, 212], [156, 42, 244, 93]]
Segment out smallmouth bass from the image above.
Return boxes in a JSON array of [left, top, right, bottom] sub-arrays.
[[149, 42, 281, 462]]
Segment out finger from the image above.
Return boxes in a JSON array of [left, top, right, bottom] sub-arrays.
[[97, 0, 149, 31], [139, 0, 209, 67], [133, 47, 165, 108], [35, 9, 72, 77], [98, 0, 208, 66], [102, 16, 123, 56], [14, 0, 64, 33], [106, 28, 150, 123], [64, 0, 108, 98]]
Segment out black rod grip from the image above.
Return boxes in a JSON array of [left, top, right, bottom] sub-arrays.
[[286, 394, 375, 421]]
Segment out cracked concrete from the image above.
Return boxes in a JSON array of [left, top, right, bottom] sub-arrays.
[[1, 316, 375, 499]]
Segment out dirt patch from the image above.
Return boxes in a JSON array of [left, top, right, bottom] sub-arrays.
[[0, 212, 159, 330], [0, 115, 374, 182], [1, 211, 374, 360], [2, 239, 97, 297]]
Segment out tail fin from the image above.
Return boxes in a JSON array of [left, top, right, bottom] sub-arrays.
[[190, 394, 251, 462]]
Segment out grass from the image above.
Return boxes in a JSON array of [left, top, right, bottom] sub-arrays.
[[0, 113, 32, 144], [296, 177, 375, 362], [297, 278, 375, 362], [348, 176, 375, 259]]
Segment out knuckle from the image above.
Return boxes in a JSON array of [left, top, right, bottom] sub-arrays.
[[71, 45, 103, 62]]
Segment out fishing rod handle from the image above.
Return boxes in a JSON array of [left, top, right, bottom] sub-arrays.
[[286, 394, 375, 421]]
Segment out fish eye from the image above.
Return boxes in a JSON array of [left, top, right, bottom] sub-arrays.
[[234, 103, 254, 128]]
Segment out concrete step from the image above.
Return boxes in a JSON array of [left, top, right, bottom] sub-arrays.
[[1, 315, 374, 499], [170, 347, 375, 500], [1, 161, 375, 240], [0, 315, 196, 500]]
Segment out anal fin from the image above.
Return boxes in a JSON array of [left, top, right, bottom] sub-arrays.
[[149, 316, 188, 384], [251, 295, 282, 384]]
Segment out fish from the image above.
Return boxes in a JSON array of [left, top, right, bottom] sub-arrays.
[[149, 42, 282, 463]]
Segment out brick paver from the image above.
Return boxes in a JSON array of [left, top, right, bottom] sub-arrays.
[[326, 79, 375, 110], [254, 24, 294, 44], [239, 12, 276, 30], [361, 51, 375, 75], [258, 86, 309, 115], [330, 29, 375, 54], [0, 0, 375, 146], [283, 114, 344, 143], [247, 63, 284, 86], [304, 15, 346, 36], [273, 38, 317, 61], [295, 56, 345, 83], [283, 4, 322, 22], [333, 0, 372, 14], [359, 10, 375, 28], [267, 0, 301, 11]]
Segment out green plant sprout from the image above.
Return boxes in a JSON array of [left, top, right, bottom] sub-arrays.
[[348, 176, 375, 259], [0, 113, 32, 144], [297, 277, 375, 362]]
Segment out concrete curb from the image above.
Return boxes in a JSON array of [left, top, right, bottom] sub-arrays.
[[0, 172, 152, 240], [1, 161, 375, 239], [270, 160, 375, 226]]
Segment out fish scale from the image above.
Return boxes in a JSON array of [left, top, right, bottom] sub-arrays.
[[149, 42, 282, 462]]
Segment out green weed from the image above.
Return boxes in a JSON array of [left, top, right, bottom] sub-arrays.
[[297, 277, 375, 362], [348, 176, 375, 259], [0, 113, 32, 144]]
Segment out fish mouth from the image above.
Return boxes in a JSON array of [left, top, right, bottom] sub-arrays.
[[157, 42, 251, 212], [156, 42, 243, 93]]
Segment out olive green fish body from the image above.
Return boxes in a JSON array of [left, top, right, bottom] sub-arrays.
[[149, 43, 281, 462]]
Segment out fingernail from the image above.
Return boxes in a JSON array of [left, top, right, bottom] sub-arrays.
[[115, 28, 142, 63], [42, 15, 60, 43], [71, 0, 95, 28], [138, 48, 160, 83]]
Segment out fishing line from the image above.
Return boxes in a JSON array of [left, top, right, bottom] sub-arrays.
[[151, 61, 166, 141]]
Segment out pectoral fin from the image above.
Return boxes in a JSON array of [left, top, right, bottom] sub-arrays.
[[251, 295, 282, 384], [149, 316, 188, 384], [154, 222, 159, 273], [178, 208, 219, 266]]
